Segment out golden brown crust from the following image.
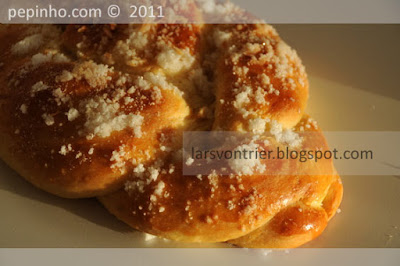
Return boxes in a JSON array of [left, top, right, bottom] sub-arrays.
[[229, 174, 342, 248]]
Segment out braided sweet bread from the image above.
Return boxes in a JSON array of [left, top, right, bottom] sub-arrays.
[[0, 21, 342, 248]]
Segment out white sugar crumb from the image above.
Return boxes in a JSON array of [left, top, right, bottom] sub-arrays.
[[11, 34, 43, 55], [168, 165, 175, 174], [31, 52, 69, 66], [156, 45, 195, 74], [80, 96, 144, 139], [233, 86, 251, 112], [214, 29, 232, 47], [245, 43, 262, 54], [154, 181, 165, 196], [242, 192, 258, 215], [31, 81, 49, 96], [159, 207, 165, 213], [114, 28, 149, 67], [133, 164, 145, 174], [337, 208, 342, 214], [260, 73, 271, 85], [228, 142, 266, 175], [255, 87, 267, 105], [248, 118, 268, 134], [270, 120, 302, 148], [59, 144, 72, 155], [144, 71, 180, 95], [275, 42, 297, 79], [19, 104, 28, 114], [66, 108, 79, 121], [149, 167, 160, 182], [306, 117, 318, 128], [227, 200, 235, 210], [53, 88, 70, 106], [88, 148, 94, 155], [72, 61, 112, 88], [56, 70, 74, 82], [127, 86, 136, 94], [150, 195, 157, 202], [151, 87, 163, 103], [110, 145, 127, 171], [42, 113, 54, 126], [185, 157, 194, 166]]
